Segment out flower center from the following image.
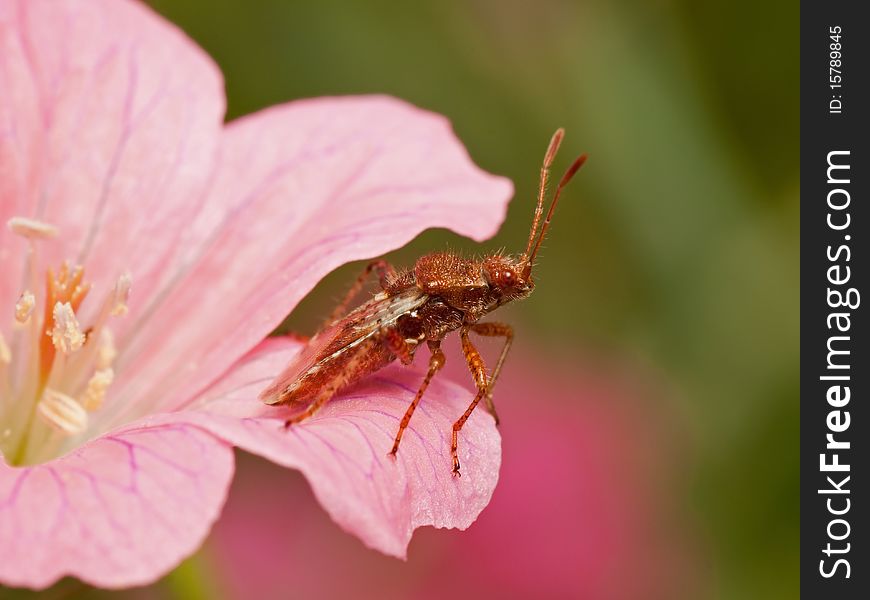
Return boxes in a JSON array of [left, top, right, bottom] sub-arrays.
[[1, 218, 131, 465]]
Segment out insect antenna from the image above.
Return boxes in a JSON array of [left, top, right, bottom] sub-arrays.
[[522, 129, 564, 262], [521, 130, 588, 278]]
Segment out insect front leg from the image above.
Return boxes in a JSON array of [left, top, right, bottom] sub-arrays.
[[283, 337, 376, 428], [389, 341, 445, 457], [322, 260, 396, 327], [467, 321, 514, 426]]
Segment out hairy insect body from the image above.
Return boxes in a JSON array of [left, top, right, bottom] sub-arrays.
[[266, 257, 504, 408], [260, 290, 427, 406], [260, 129, 586, 475]]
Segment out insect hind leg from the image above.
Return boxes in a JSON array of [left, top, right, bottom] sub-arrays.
[[389, 341, 445, 457], [384, 327, 416, 366], [282, 336, 377, 428], [467, 321, 514, 425], [451, 388, 486, 477], [322, 260, 395, 328]]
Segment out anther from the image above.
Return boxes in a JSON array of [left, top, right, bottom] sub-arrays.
[[47, 262, 90, 311], [49, 302, 85, 354], [97, 329, 117, 370], [15, 291, 36, 324], [80, 368, 114, 412], [7, 217, 59, 240], [110, 272, 132, 316], [37, 389, 88, 434]]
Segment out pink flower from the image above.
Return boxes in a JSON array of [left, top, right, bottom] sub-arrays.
[[207, 347, 701, 599], [0, 0, 511, 589]]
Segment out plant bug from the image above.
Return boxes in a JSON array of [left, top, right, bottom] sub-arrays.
[[260, 129, 586, 476]]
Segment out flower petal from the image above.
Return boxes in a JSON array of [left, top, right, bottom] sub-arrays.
[[182, 336, 501, 558], [0, 421, 234, 589], [107, 96, 512, 422], [0, 0, 224, 324]]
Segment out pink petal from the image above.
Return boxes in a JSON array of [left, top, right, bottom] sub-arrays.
[[111, 95, 512, 419], [181, 336, 501, 558], [0, 422, 234, 589], [0, 0, 224, 323]]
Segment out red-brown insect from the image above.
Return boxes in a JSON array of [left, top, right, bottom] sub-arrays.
[[260, 129, 586, 476]]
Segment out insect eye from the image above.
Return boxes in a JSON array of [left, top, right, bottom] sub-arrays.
[[495, 270, 516, 287]]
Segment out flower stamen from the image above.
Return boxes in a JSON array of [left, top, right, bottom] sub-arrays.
[[3, 216, 134, 464], [15, 291, 36, 325], [37, 389, 88, 435], [49, 302, 85, 355], [47, 262, 91, 312], [0, 332, 10, 365], [81, 368, 114, 412], [0, 333, 11, 410], [39, 262, 91, 380], [110, 272, 132, 317], [7, 217, 59, 240], [97, 329, 117, 370]]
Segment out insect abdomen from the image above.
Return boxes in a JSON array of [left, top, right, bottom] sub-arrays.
[[275, 336, 395, 406]]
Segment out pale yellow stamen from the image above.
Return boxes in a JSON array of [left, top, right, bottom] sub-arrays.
[[49, 301, 85, 355], [0, 333, 10, 364], [110, 272, 132, 317], [7, 217, 59, 240], [96, 329, 117, 370], [37, 389, 88, 434], [3, 253, 138, 464], [80, 368, 114, 412], [15, 290, 36, 324]]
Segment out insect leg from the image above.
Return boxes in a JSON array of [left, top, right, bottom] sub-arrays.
[[451, 327, 491, 476], [389, 341, 445, 457], [467, 321, 514, 425], [283, 336, 376, 428], [322, 260, 396, 327], [383, 327, 416, 365], [450, 388, 487, 477]]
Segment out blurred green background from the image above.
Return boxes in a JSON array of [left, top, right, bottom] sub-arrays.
[[4, 0, 797, 598]]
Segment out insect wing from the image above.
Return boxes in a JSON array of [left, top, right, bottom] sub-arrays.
[[259, 288, 428, 405], [258, 321, 344, 405]]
